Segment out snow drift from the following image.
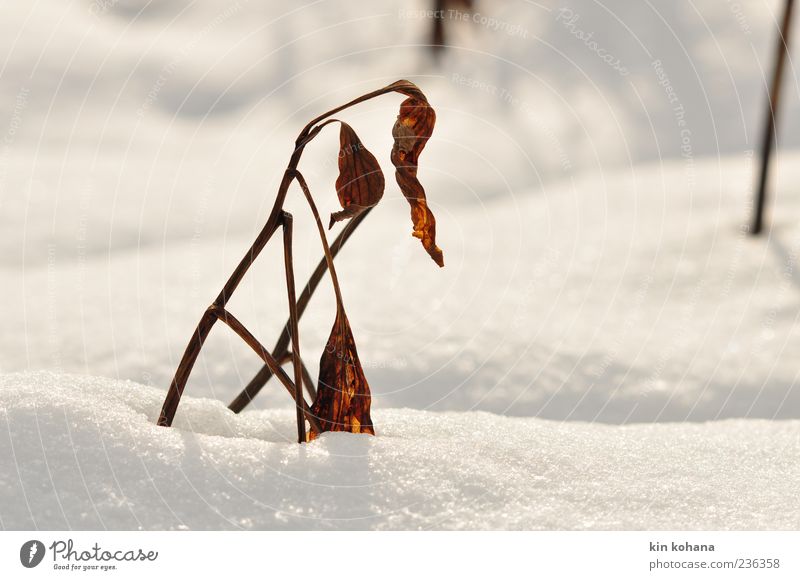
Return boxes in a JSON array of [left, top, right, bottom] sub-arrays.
[[1, 372, 798, 530]]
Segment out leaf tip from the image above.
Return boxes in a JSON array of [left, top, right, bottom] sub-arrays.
[[432, 249, 444, 268]]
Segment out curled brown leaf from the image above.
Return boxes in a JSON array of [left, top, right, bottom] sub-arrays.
[[308, 310, 375, 440], [329, 122, 385, 229], [390, 94, 444, 267]]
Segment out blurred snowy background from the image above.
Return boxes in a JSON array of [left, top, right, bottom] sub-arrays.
[[1, 0, 799, 529]]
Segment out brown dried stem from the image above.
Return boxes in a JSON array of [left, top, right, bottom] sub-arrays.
[[227, 209, 370, 413], [289, 170, 345, 309], [280, 211, 307, 443], [208, 304, 321, 434]]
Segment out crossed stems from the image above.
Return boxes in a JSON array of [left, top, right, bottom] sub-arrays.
[[157, 81, 415, 442]]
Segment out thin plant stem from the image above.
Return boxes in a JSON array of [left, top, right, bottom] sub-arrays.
[[210, 305, 322, 434], [289, 170, 345, 310], [281, 211, 307, 443], [227, 208, 372, 413]]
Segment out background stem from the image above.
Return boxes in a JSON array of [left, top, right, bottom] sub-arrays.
[[751, 0, 795, 235]]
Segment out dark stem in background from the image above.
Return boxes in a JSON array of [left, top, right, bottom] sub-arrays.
[[752, 0, 795, 235], [429, 0, 475, 59], [431, 0, 446, 57]]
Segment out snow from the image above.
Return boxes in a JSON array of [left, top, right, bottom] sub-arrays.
[[2, 0, 800, 530], [2, 372, 798, 530]]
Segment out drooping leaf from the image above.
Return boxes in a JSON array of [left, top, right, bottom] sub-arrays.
[[308, 309, 375, 440], [329, 122, 385, 228], [390, 94, 444, 267]]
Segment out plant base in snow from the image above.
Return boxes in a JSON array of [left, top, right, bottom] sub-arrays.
[[157, 80, 444, 443]]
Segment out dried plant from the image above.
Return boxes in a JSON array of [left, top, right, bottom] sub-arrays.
[[157, 80, 443, 443]]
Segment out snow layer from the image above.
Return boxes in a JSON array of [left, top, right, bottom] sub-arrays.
[[1, 372, 798, 530]]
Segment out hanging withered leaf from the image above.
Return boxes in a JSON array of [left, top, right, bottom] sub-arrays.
[[308, 309, 375, 440], [390, 93, 444, 267], [329, 122, 385, 229]]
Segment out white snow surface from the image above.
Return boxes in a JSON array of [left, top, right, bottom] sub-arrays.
[[2, 0, 800, 530], [2, 372, 799, 530]]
